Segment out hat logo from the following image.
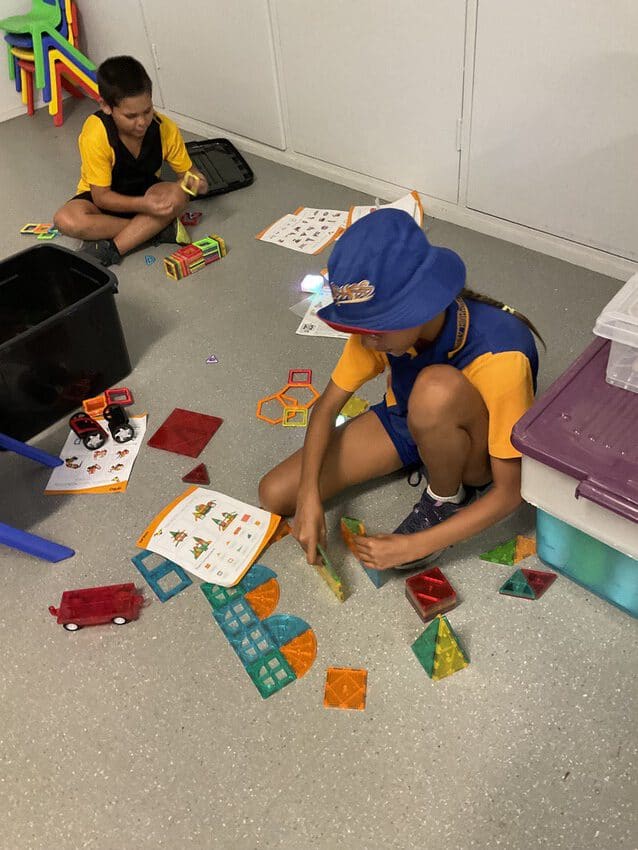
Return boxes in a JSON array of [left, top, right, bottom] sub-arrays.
[[330, 280, 375, 305]]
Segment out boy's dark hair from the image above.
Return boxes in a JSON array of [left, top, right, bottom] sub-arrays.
[[97, 56, 152, 107], [461, 287, 546, 349]]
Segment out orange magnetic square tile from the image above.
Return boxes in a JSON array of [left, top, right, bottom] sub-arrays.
[[324, 667, 367, 710]]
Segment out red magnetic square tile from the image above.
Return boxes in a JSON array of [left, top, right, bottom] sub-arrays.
[[405, 567, 457, 622], [520, 568, 557, 599], [147, 408, 223, 458]]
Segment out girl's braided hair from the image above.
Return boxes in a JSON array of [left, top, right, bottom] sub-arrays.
[[461, 287, 546, 349]]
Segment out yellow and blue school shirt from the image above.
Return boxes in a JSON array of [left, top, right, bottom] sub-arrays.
[[331, 297, 539, 459], [76, 110, 192, 196]]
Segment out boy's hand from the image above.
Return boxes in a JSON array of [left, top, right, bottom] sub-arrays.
[[194, 171, 208, 195], [292, 492, 326, 565]]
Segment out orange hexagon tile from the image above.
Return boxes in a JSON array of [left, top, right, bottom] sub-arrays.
[[278, 382, 320, 411]]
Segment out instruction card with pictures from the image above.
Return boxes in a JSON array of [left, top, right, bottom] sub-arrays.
[[256, 207, 348, 254], [296, 290, 349, 339], [45, 415, 147, 495], [137, 487, 281, 587]]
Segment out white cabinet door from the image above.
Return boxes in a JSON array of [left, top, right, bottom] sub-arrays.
[[274, 0, 466, 203], [139, 0, 285, 149], [467, 0, 638, 260]]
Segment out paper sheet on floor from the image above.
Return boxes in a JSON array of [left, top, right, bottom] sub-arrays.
[[347, 190, 424, 228], [136, 487, 281, 587], [295, 291, 349, 339], [257, 207, 347, 254], [45, 415, 147, 494]]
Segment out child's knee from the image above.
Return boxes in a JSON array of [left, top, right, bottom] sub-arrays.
[[258, 469, 294, 516], [409, 365, 462, 411], [53, 205, 78, 236]]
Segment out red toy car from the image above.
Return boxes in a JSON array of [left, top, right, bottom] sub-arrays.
[[49, 583, 144, 631], [69, 411, 108, 450]]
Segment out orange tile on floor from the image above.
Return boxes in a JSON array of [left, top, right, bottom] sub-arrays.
[[323, 667, 368, 711]]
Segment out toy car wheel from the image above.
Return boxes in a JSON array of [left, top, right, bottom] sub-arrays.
[[111, 616, 128, 625], [83, 432, 107, 450], [112, 425, 134, 443], [63, 622, 80, 631]]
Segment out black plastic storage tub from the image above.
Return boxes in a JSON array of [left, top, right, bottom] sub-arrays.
[[185, 138, 254, 197], [0, 244, 130, 441]]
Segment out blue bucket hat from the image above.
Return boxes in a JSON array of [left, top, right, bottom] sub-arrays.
[[317, 208, 465, 333]]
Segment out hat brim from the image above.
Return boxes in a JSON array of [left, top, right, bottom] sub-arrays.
[[317, 245, 465, 334]]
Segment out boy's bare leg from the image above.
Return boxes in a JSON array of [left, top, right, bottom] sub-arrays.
[[54, 200, 130, 241], [258, 410, 403, 517], [53, 183, 189, 255], [111, 183, 189, 255]]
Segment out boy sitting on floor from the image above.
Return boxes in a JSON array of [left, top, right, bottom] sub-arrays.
[[53, 55, 208, 267]]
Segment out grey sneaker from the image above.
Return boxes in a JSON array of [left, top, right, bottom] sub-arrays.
[[79, 239, 122, 267]]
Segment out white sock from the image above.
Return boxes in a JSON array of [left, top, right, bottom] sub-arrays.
[[426, 483, 465, 504]]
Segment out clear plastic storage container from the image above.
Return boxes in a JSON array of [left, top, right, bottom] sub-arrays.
[[593, 273, 638, 393]]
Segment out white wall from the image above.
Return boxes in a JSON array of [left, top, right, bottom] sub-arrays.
[[76, 0, 162, 106]]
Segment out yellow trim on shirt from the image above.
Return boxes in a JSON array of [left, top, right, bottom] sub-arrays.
[[462, 351, 534, 459], [76, 111, 193, 194], [331, 335, 386, 393]]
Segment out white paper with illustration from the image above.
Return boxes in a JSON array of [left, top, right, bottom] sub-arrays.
[[45, 414, 147, 494], [136, 487, 281, 587]]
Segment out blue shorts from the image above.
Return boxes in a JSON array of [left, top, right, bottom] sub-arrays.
[[371, 401, 420, 468]]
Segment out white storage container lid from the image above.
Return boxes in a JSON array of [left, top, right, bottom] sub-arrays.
[[593, 273, 638, 348]]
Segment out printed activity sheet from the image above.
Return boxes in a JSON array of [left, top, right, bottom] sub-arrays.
[[45, 415, 147, 495], [257, 207, 348, 254], [295, 291, 350, 339], [137, 487, 280, 587], [347, 190, 424, 228]]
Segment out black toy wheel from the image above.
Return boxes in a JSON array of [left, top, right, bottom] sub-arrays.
[[111, 616, 128, 625], [63, 622, 80, 631]]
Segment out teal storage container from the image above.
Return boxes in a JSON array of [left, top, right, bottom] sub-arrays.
[[536, 510, 638, 617]]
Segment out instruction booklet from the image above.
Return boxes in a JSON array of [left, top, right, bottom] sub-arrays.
[[137, 487, 281, 587], [45, 414, 147, 495]]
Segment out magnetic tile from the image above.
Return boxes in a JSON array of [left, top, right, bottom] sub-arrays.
[[182, 463, 210, 485], [147, 408, 223, 458], [405, 567, 457, 621], [324, 667, 367, 710]]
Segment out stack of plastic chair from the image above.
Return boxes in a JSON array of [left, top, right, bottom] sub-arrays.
[[0, 0, 99, 127]]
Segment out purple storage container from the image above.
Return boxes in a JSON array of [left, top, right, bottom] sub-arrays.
[[512, 338, 637, 616]]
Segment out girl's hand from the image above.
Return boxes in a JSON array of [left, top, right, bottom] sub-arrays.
[[292, 492, 326, 565], [353, 533, 418, 570]]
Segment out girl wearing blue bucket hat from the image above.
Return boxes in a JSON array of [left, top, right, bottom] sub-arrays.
[[259, 209, 543, 570]]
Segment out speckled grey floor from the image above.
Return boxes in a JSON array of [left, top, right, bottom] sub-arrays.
[[0, 102, 636, 850]]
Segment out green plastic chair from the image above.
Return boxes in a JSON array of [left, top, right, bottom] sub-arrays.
[[0, 0, 70, 90]]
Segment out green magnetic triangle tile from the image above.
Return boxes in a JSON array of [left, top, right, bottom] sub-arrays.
[[411, 617, 440, 677], [498, 568, 536, 599], [480, 538, 517, 565]]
